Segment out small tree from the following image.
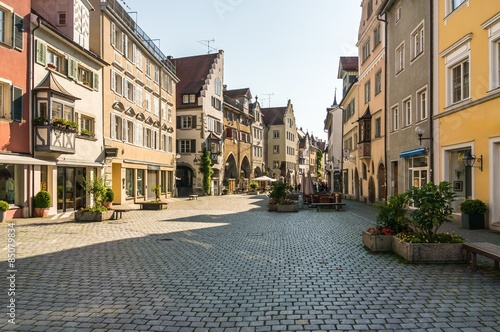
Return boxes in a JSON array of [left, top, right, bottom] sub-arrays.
[[249, 181, 259, 191], [84, 176, 109, 210], [199, 148, 213, 195], [375, 193, 410, 233], [269, 181, 287, 203], [151, 185, 161, 201], [34, 190, 52, 208], [406, 181, 456, 237], [316, 150, 323, 178]]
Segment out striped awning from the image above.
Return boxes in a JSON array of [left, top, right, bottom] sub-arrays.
[[399, 147, 427, 158]]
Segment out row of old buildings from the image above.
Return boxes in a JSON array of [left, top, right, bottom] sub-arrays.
[[324, 0, 500, 230], [0, 0, 325, 219]]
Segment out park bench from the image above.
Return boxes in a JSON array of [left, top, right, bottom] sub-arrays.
[[309, 202, 346, 211], [188, 194, 198, 200], [137, 202, 169, 210], [110, 208, 131, 220], [462, 242, 500, 270]]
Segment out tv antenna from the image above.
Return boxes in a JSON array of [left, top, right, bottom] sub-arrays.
[[261, 93, 274, 107], [197, 39, 216, 54]]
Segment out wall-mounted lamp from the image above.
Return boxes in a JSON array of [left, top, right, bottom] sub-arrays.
[[193, 155, 200, 164], [343, 155, 356, 163], [415, 125, 431, 145], [462, 151, 483, 172], [176, 154, 181, 159]]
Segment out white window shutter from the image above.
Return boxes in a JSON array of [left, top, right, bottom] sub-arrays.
[[110, 114, 116, 139], [137, 123, 143, 146], [111, 22, 116, 46], [111, 69, 116, 92], [124, 34, 128, 57], [132, 43, 136, 63], [122, 118, 127, 141]]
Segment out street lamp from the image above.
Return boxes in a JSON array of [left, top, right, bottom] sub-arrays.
[[462, 151, 483, 172], [415, 125, 431, 145]]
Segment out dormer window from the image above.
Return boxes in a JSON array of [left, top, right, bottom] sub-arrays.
[[182, 94, 196, 104], [57, 12, 66, 26]]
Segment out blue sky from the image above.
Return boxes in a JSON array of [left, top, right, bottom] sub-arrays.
[[122, 0, 361, 140]]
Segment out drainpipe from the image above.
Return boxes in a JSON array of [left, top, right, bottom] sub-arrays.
[[377, 13, 388, 200], [30, 15, 42, 217], [429, 3, 435, 183]]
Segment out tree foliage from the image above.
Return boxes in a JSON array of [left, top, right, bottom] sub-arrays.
[[199, 148, 213, 195]]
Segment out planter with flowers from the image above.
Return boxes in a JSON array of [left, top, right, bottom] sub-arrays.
[[363, 193, 410, 252], [75, 176, 113, 222], [277, 199, 299, 212], [268, 181, 287, 212], [460, 199, 487, 230], [392, 182, 466, 263]]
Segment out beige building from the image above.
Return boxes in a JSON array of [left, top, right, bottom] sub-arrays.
[[261, 100, 299, 185], [89, 0, 178, 204], [356, 0, 387, 203]]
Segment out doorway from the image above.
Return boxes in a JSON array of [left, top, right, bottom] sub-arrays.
[[57, 167, 86, 211]]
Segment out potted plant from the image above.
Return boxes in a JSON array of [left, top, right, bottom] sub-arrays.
[[277, 198, 299, 212], [80, 129, 95, 138], [75, 176, 112, 222], [392, 181, 466, 263], [151, 184, 162, 201], [34, 190, 51, 217], [460, 199, 487, 230], [52, 118, 67, 129], [363, 193, 410, 252], [0, 200, 9, 222], [268, 181, 287, 211], [103, 187, 114, 209], [248, 181, 260, 195], [33, 116, 49, 126]]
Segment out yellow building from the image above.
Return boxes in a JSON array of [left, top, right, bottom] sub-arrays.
[[436, 1, 500, 230], [89, 0, 178, 204], [356, 0, 387, 203]]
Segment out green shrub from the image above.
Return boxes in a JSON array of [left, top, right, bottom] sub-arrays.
[[0, 200, 9, 211], [269, 181, 287, 201], [84, 176, 108, 209], [375, 193, 410, 233], [460, 199, 487, 214], [104, 188, 114, 202], [34, 191, 52, 208], [249, 181, 259, 190]]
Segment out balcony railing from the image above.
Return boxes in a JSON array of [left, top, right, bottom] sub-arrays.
[[34, 124, 76, 154], [358, 141, 371, 159]]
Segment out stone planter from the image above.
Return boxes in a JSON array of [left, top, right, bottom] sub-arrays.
[[75, 210, 113, 222], [277, 204, 299, 212], [462, 213, 485, 230], [268, 203, 278, 212], [392, 237, 466, 263], [34, 207, 49, 217], [362, 230, 393, 252]]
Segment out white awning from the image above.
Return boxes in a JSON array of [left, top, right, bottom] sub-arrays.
[[57, 160, 104, 167], [0, 154, 56, 166]]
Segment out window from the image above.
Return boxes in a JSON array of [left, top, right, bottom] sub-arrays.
[[211, 96, 222, 110], [0, 8, 5, 44], [403, 98, 412, 127], [57, 12, 66, 26], [111, 114, 122, 140], [145, 93, 151, 112], [362, 39, 371, 62], [168, 108, 172, 123], [452, 0, 466, 11], [137, 169, 144, 196], [367, 0, 373, 18], [391, 105, 399, 131], [111, 23, 124, 53], [411, 23, 424, 59], [124, 79, 134, 101], [395, 5, 401, 22], [161, 101, 166, 120], [126, 37, 134, 61], [144, 127, 152, 148], [135, 48, 142, 70], [135, 85, 143, 107], [78, 66, 92, 86], [273, 130, 280, 139], [215, 77, 222, 96], [374, 117, 381, 138], [79, 114, 94, 134], [451, 59, 469, 103], [273, 161, 280, 169], [47, 48, 64, 73], [396, 42, 405, 74], [375, 70, 382, 95], [0, 83, 21, 121], [179, 139, 193, 153], [181, 116, 192, 129], [485, 19, 500, 90], [154, 65, 159, 83], [364, 80, 371, 104], [111, 70, 123, 95], [125, 168, 134, 197], [417, 88, 427, 121], [145, 58, 151, 77], [273, 145, 279, 154], [153, 97, 159, 116], [126, 120, 134, 143], [0, 9, 23, 50], [373, 24, 381, 47], [182, 94, 196, 104]]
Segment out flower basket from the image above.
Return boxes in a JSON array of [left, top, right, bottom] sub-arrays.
[[362, 230, 393, 252]]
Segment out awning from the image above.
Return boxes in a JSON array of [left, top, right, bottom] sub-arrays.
[[399, 147, 428, 158], [57, 160, 104, 167], [0, 154, 56, 166]]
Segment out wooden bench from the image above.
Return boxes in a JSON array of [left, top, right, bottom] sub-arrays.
[[138, 202, 169, 210], [309, 202, 346, 211], [110, 208, 131, 220], [188, 195, 198, 200], [462, 242, 500, 270]]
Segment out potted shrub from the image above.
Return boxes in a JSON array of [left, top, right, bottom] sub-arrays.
[[460, 199, 487, 230], [392, 181, 466, 263], [268, 181, 287, 211], [248, 181, 260, 195], [363, 193, 410, 252], [0, 200, 9, 222], [103, 187, 114, 209], [75, 176, 112, 222], [151, 184, 162, 201], [277, 198, 299, 212], [34, 190, 51, 217]]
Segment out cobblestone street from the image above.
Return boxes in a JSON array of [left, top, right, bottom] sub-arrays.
[[1, 195, 499, 331]]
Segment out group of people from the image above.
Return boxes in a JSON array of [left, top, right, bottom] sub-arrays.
[[0, 168, 15, 204]]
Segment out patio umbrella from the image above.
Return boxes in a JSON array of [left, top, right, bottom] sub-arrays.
[[302, 173, 315, 195], [253, 175, 276, 182]]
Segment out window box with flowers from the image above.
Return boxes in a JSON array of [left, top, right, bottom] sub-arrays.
[[79, 129, 95, 138]]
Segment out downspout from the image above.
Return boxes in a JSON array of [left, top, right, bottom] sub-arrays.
[[429, 3, 435, 183], [377, 13, 388, 200], [30, 15, 42, 217]]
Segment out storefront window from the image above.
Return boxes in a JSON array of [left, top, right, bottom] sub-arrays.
[[137, 169, 144, 197], [0, 165, 16, 204], [125, 168, 134, 197], [161, 171, 166, 194]]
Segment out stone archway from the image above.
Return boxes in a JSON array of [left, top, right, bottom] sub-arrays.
[[354, 168, 360, 200], [377, 163, 386, 201], [176, 165, 195, 197]]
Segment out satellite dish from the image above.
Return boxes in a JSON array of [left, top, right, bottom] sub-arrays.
[[343, 149, 350, 157]]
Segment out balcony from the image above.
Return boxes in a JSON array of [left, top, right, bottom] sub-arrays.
[[358, 141, 371, 159], [34, 124, 75, 154]]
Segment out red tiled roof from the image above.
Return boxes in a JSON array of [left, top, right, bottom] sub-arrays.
[[170, 53, 219, 107], [339, 56, 358, 71], [261, 107, 286, 126]]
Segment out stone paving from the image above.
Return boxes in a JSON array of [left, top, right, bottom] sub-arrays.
[[1, 195, 499, 332]]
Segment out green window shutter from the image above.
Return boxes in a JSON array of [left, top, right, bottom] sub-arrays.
[[176, 116, 181, 129], [92, 72, 99, 91], [13, 14, 24, 51], [35, 40, 46, 65], [191, 116, 197, 129], [68, 58, 77, 80], [11, 86, 23, 122], [190, 139, 196, 153]]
